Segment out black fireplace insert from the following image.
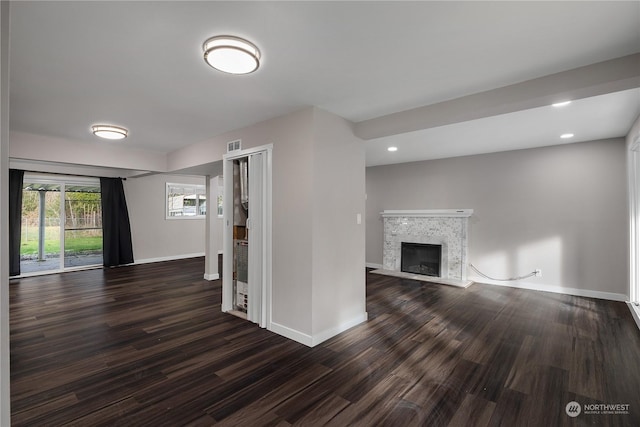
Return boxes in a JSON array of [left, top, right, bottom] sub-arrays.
[[401, 242, 442, 277]]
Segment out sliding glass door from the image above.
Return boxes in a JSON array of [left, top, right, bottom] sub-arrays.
[[63, 182, 103, 268], [20, 182, 61, 272], [20, 174, 103, 274]]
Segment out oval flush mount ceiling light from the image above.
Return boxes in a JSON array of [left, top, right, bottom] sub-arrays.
[[387, 146, 398, 152], [91, 125, 128, 140], [552, 101, 572, 107], [560, 133, 574, 139], [203, 35, 261, 74]]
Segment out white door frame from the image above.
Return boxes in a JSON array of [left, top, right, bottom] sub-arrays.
[[20, 173, 102, 275], [222, 144, 272, 329], [628, 135, 640, 327]]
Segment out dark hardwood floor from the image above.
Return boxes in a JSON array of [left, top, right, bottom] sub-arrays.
[[10, 258, 640, 426]]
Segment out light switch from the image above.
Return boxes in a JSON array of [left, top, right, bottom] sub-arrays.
[[356, 213, 362, 224]]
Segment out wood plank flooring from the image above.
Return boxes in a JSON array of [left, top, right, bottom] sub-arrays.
[[10, 258, 640, 426]]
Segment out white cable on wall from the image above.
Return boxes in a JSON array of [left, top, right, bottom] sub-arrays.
[[469, 264, 537, 281]]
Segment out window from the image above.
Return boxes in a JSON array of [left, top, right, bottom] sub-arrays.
[[166, 183, 206, 219], [21, 174, 103, 274], [217, 177, 224, 217]]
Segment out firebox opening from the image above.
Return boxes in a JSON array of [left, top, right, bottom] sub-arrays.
[[401, 242, 442, 277]]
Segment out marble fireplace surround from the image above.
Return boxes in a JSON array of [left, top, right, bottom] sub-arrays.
[[378, 209, 473, 288]]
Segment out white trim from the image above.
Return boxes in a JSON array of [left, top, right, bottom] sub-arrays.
[[223, 143, 274, 161], [222, 143, 273, 323], [627, 302, 640, 331], [204, 273, 219, 281], [366, 262, 384, 269], [372, 269, 472, 288], [134, 252, 205, 265], [630, 133, 640, 152], [310, 312, 369, 347], [628, 143, 640, 304], [468, 275, 629, 302], [13, 264, 102, 278], [269, 322, 313, 347], [13, 254, 206, 279], [269, 312, 368, 347], [381, 209, 473, 218], [222, 157, 233, 312], [165, 181, 206, 220]]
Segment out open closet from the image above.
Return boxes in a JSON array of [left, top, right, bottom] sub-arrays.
[[222, 145, 272, 328]]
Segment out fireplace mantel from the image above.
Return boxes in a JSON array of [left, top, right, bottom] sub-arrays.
[[380, 209, 473, 287], [381, 209, 473, 218]]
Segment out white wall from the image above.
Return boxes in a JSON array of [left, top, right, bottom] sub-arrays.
[[204, 175, 224, 280], [366, 139, 628, 300], [168, 107, 367, 344], [211, 108, 317, 336], [0, 1, 10, 422], [124, 174, 206, 262], [311, 108, 367, 339], [10, 131, 167, 173], [170, 108, 318, 337]]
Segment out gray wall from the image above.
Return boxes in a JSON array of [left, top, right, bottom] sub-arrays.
[[0, 1, 10, 421], [366, 139, 628, 298], [125, 174, 206, 262], [311, 108, 366, 336], [167, 107, 367, 342]]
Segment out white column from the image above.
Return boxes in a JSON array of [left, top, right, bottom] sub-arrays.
[[204, 175, 220, 281]]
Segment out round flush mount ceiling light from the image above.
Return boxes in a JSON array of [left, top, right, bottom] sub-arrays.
[[552, 101, 572, 107], [387, 146, 398, 152], [91, 125, 128, 140], [203, 35, 261, 74], [560, 133, 574, 139]]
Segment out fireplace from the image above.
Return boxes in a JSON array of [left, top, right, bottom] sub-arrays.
[[381, 209, 473, 283], [401, 242, 442, 277]]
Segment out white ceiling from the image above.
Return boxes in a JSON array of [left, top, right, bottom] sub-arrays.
[[8, 1, 640, 167], [366, 88, 640, 166]]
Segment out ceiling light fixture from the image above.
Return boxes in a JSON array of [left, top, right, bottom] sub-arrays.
[[560, 133, 574, 139], [552, 101, 572, 107], [203, 35, 261, 75], [387, 146, 398, 152], [91, 125, 128, 140]]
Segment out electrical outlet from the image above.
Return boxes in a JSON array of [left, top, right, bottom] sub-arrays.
[[534, 269, 542, 277]]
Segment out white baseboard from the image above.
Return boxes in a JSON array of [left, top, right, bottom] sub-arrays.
[[627, 302, 640, 331], [270, 312, 368, 348], [467, 275, 629, 302], [203, 273, 219, 281], [311, 312, 368, 347], [269, 322, 314, 347], [366, 262, 384, 269], [134, 252, 205, 266]]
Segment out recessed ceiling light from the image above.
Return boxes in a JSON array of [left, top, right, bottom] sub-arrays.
[[560, 133, 574, 139], [387, 146, 398, 152], [203, 35, 261, 75], [552, 101, 572, 107], [91, 125, 128, 140]]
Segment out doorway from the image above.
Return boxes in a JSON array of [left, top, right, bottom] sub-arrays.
[[222, 145, 272, 328], [20, 174, 103, 274]]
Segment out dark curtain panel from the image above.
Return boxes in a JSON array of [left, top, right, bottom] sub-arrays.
[[9, 169, 25, 276], [100, 177, 134, 267]]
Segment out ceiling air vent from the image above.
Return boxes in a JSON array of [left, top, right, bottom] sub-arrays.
[[227, 139, 242, 153]]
